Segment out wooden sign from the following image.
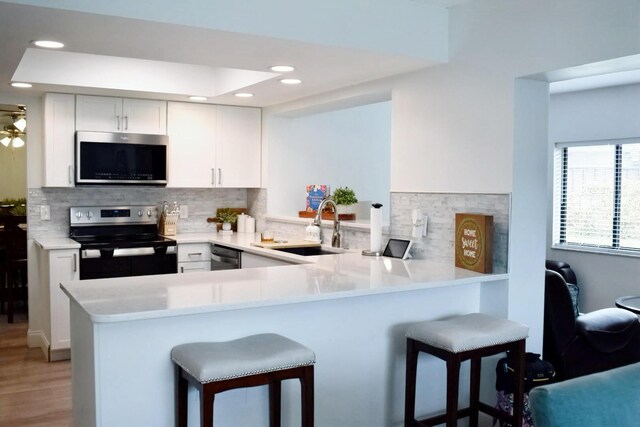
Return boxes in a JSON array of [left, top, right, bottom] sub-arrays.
[[455, 213, 493, 273]]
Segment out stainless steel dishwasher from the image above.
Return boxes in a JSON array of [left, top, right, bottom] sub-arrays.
[[210, 244, 242, 270]]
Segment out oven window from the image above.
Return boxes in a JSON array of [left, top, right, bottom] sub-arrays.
[[79, 141, 166, 182]]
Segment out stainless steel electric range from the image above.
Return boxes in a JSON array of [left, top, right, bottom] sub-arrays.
[[69, 205, 177, 280]]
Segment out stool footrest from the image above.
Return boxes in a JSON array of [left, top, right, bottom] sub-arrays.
[[417, 407, 472, 426]]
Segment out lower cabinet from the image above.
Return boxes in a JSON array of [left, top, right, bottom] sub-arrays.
[[241, 252, 295, 268], [177, 243, 211, 273], [39, 248, 80, 360]]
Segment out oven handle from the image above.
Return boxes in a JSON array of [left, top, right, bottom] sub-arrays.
[[82, 246, 176, 259]]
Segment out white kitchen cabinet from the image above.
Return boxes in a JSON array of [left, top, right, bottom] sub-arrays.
[[177, 242, 211, 273], [167, 102, 261, 188], [167, 102, 217, 187], [38, 247, 80, 360], [241, 252, 295, 268], [76, 95, 167, 134], [215, 105, 262, 188], [43, 93, 76, 187]]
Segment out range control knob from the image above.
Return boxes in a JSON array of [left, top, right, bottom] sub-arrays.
[[147, 210, 152, 217], [75, 211, 83, 219], [138, 210, 143, 217], [87, 211, 93, 220]]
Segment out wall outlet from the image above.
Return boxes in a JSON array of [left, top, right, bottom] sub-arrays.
[[40, 205, 51, 221], [180, 205, 188, 218]]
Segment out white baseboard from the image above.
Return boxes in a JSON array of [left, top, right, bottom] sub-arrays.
[[27, 329, 50, 361]]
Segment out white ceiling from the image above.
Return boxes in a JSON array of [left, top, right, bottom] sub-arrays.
[[0, 2, 436, 107]]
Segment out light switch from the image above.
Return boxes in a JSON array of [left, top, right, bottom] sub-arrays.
[[40, 205, 51, 220], [180, 205, 188, 218]]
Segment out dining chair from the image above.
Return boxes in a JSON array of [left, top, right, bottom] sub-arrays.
[[2, 215, 27, 323]]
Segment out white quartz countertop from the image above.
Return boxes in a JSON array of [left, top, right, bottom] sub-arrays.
[[61, 232, 508, 323], [34, 237, 80, 250]]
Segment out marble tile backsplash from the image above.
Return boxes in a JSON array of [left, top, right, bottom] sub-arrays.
[[27, 187, 510, 273], [390, 192, 510, 273], [28, 187, 247, 238]]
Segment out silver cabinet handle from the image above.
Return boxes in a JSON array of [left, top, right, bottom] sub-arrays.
[[68, 165, 73, 184], [188, 253, 202, 257], [116, 115, 121, 130], [124, 116, 129, 131], [73, 253, 77, 273], [211, 168, 216, 186], [218, 168, 222, 186], [180, 266, 184, 273]]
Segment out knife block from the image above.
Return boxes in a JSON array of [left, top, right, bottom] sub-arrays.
[[159, 213, 178, 236]]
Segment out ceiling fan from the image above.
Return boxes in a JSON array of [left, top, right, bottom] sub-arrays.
[[0, 105, 26, 148]]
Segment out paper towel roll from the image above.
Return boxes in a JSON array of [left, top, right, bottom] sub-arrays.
[[245, 216, 256, 233], [370, 207, 382, 252], [237, 213, 247, 233]]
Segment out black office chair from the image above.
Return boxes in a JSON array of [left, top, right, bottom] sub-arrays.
[[543, 269, 640, 381]]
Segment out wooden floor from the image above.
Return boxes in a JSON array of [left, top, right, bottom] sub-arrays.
[[0, 312, 72, 427]]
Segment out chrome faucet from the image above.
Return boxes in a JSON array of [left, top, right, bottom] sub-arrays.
[[313, 198, 341, 248]]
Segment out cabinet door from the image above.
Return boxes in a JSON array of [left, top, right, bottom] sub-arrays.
[[216, 106, 261, 188], [178, 261, 211, 273], [76, 95, 123, 132], [49, 250, 80, 352], [167, 102, 216, 187], [43, 93, 76, 187], [122, 98, 167, 135]]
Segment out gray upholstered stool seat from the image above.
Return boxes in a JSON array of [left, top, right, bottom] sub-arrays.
[[407, 312, 529, 353], [171, 333, 316, 383], [172, 333, 315, 427], [404, 313, 529, 427]]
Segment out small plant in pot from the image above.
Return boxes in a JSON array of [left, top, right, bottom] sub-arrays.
[[216, 208, 238, 231], [331, 187, 358, 215]]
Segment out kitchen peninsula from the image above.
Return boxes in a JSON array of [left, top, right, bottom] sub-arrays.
[[62, 232, 509, 427]]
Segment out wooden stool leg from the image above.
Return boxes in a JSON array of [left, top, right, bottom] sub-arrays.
[[269, 380, 282, 427], [404, 338, 418, 427], [200, 386, 214, 427], [469, 358, 481, 427], [7, 268, 14, 324], [300, 365, 314, 427], [445, 356, 461, 427], [176, 368, 188, 427], [511, 341, 526, 427]]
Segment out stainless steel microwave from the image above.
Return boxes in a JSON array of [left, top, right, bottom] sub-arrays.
[[75, 131, 168, 185]]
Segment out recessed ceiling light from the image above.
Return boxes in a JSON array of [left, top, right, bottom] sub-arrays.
[[11, 82, 32, 88], [270, 65, 295, 72], [280, 78, 302, 85], [32, 40, 64, 49], [189, 96, 207, 101], [234, 93, 254, 98]]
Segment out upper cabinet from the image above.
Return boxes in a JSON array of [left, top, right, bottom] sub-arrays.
[[167, 102, 261, 188], [76, 95, 167, 135], [43, 93, 76, 187], [216, 105, 262, 188]]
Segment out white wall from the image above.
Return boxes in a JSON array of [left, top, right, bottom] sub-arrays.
[[267, 101, 391, 220], [547, 84, 640, 312], [0, 143, 26, 199]]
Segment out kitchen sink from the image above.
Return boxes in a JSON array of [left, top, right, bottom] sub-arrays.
[[273, 246, 343, 256]]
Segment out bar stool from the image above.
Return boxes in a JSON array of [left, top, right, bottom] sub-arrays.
[[171, 333, 315, 427], [404, 313, 529, 427]]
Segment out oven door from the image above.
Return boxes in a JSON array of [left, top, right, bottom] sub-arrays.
[[79, 247, 177, 280], [75, 131, 168, 185]]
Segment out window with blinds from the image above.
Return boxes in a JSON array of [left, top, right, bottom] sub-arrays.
[[553, 139, 640, 253]]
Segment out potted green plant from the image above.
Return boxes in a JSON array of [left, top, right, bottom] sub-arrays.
[[331, 187, 358, 215], [216, 208, 238, 231]]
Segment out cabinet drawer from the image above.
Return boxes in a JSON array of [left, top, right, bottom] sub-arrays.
[[177, 243, 211, 262], [178, 261, 211, 273]]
